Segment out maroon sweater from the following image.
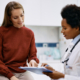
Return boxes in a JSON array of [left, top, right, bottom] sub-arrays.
[[0, 26, 39, 79]]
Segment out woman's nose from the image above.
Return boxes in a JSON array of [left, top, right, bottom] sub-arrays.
[[18, 17, 22, 22]]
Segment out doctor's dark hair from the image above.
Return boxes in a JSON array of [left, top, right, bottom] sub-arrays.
[[1, 1, 24, 27], [61, 4, 80, 29]]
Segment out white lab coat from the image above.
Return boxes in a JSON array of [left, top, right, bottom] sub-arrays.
[[51, 36, 80, 80], [61, 40, 80, 80]]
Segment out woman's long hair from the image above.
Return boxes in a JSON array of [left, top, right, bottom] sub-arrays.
[[1, 1, 24, 27]]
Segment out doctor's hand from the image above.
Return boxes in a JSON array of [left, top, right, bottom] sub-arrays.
[[41, 63, 54, 71], [41, 63, 65, 79], [29, 60, 38, 67]]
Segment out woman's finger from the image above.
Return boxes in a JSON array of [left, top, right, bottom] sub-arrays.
[[29, 63, 31, 67], [34, 62, 38, 67]]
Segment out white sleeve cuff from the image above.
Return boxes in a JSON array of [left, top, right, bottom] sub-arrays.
[[65, 75, 80, 80]]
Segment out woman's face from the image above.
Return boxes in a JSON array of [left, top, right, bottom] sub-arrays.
[[61, 19, 80, 39], [10, 8, 24, 28]]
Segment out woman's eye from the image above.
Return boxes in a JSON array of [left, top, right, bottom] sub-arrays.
[[14, 17, 17, 19]]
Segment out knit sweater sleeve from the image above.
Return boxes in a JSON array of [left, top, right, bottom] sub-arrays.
[[28, 31, 39, 63], [0, 32, 14, 79]]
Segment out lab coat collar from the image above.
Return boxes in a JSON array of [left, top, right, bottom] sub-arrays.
[[61, 34, 80, 65], [67, 39, 80, 67], [67, 43, 80, 67], [72, 34, 80, 44], [69, 34, 80, 49]]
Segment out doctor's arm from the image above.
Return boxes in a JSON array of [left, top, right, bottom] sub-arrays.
[[41, 63, 65, 79], [41, 63, 80, 80]]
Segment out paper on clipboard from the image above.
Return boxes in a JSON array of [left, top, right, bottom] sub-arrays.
[[19, 67, 53, 74]]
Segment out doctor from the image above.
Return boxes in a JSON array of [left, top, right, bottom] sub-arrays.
[[41, 4, 80, 80]]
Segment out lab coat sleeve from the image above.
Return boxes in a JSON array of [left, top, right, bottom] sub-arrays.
[[51, 75, 80, 80], [64, 75, 80, 80]]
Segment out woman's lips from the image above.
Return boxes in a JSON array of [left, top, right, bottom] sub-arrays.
[[18, 22, 23, 25]]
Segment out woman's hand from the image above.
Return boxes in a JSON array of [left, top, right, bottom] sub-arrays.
[[10, 76, 19, 80], [41, 63, 65, 79], [29, 60, 38, 67]]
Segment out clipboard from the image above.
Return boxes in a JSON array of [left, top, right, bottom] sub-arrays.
[[19, 67, 53, 74]]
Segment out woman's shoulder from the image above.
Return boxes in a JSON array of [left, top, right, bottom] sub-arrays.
[[0, 26, 5, 35], [0, 26, 9, 33], [0, 26, 4, 33], [0, 26, 8, 30], [0, 26, 3, 30], [23, 26, 34, 35]]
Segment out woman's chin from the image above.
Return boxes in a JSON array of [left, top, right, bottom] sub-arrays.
[[16, 25, 23, 28]]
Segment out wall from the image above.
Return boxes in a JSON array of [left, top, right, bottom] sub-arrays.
[[26, 26, 59, 43], [0, 0, 79, 58], [26, 26, 60, 61], [0, 0, 79, 26], [0, 1, 79, 80]]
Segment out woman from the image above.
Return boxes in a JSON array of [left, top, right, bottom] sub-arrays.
[[41, 4, 80, 80], [0, 1, 39, 80]]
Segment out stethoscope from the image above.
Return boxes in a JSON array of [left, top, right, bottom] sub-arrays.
[[62, 39, 80, 65]]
